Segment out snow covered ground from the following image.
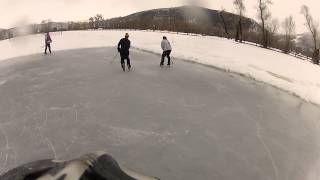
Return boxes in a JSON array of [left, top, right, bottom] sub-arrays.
[[1, 30, 320, 105]]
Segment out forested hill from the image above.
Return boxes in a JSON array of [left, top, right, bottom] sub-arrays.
[[105, 5, 258, 38]]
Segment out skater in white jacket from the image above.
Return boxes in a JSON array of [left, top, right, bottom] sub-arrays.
[[160, 36, 172, 67]]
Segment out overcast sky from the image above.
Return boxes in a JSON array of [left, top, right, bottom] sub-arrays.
[[0, 0, 319, 33]]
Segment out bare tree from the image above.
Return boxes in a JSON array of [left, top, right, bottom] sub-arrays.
[[270, 19, 279, 34], [282, 16, 296, 53], [40, 19, 52, 33], [301, 5, 319, 64], [219, 7, 230, 39], [94, 14, 104, 29], [234, 0, 246, 42], [257, 0, 272, 48], [266, 18, 279, 47], [89, 17, 94, 29]]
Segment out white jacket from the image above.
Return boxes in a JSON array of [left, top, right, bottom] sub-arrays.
[[161, 39, 172, 51]]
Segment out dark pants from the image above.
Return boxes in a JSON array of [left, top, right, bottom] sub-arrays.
[[161, 50, 171, 66], [120, 54, 131, 69], [45, 43, 51, 54]]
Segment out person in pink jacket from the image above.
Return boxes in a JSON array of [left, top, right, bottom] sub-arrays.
[[44, 32, 52, 54]]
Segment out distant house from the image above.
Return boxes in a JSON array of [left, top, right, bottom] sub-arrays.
[[48, 22, 68, 31], [0, 29, 9, 40], [35, 22, 68, 33], [35, 24, 46, 33]]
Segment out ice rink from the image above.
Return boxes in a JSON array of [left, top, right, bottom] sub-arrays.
[[0, 47, 320, 180]]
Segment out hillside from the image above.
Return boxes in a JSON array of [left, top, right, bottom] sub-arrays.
[[0, 6, 260, 43], [105, 6, 258, 37]]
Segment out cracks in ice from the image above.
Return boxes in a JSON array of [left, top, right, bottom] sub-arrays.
[[97, 126, 177, 147], [241, 105, 279, 180], [181, 95, 206, 108], [225, 89, 280, 180], [256, 107, 279, 180], [42, 110, 58, 160], [256, 122, 279, 180], [247, 106, 279, 180], [0, 126, 10, 174], [0, 79, 7, 86], [75, 110, 78, 122], [45, 138, 57, 160]]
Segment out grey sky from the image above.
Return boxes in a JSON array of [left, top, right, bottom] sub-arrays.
[[0, 0, 319, 33]]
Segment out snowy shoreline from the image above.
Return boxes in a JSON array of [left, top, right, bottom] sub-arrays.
[[1, 30, 320, 106]]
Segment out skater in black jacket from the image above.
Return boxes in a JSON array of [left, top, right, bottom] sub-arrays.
[[117, 33, 131, 71]]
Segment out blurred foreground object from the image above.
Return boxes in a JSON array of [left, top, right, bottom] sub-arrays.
[[0, 152, 159, 180]]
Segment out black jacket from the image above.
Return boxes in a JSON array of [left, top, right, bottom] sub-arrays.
[[118, 38, 131, 55]]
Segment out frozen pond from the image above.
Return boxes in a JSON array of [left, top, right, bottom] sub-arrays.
[[0, 47, 320, 180]]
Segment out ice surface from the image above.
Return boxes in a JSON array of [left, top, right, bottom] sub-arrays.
[[1, 30, 320, 105], [1, 47, 320, 180]]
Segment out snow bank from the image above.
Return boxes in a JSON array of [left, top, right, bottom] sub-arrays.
[[1, 30, 320, 105]]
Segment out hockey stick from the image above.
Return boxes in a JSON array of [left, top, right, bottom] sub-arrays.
[[109, 52, 119, 64]]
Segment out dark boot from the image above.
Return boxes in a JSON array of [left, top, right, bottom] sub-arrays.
[[121, 64, 125, 72], [127, 58, 131, 71], [160, 52, 165, 67]]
